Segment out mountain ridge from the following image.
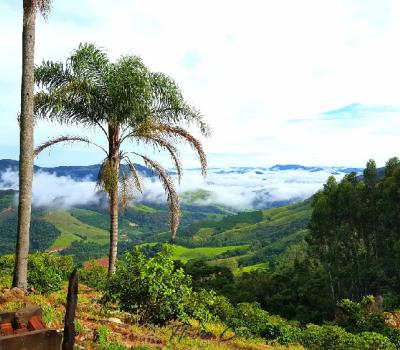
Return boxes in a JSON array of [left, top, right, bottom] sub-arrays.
[[0, 159, 363, 180]]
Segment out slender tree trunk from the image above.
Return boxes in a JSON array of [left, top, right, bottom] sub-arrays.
[[13, 0, 36, 290], [108, 126, 120, 275], [108, 187, 119, 275]]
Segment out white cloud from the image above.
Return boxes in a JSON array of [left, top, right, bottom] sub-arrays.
[[0, 170, 101, 208], [0, 167, 349, 210], [139, 168, 349, 209]]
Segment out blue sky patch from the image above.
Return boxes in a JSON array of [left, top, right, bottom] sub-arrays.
[[181, 51, 201, 70]]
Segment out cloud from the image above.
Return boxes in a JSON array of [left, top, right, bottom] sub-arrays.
[[0, 167, 350, 210], [0, 169, 101, 208], [320, 104, 400, 120], [138, 168, 349, 209]]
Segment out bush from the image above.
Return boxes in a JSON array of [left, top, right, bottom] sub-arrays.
[[103, 245, 192, 326], [209, 294, 235, 323], [227, 302, 270, 338], [184, 289, 218, 328], [79, 261, 108, 290], [336, 296, 400, 346], [0, 253, 73, 293], [28, 253, 73, 293], [0, 255, 14, 288], [287, 324, 396, 350]]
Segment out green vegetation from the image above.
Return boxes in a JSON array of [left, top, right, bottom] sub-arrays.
[[100, 246, 400, 349], [181, 189, 213, 204], [171, 244, 249, 263], [80, 260, 108, 290], [104, 246, 197, 326], [0, 253, 73, 293], [43, 210, 109, 247], [0, 209, 60, 254], [0, 190, 16, 211]]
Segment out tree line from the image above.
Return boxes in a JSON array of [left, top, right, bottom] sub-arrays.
[[194, 158, 400, 324]]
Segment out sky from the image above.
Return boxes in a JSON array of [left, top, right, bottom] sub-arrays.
[[0, 0, 400, 168]]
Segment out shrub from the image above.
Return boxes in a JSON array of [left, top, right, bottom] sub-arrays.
[[289, 324, 396, 350], [79, 261, 108, 290], [103, 245, 192, 326], [228, 302, 270, 338], [336, 296, 400, 346], [0, 253, 73, 293], [96, 325, 129, 350], [0, 254, 14, 289], [184, 289, 218, 328], [28, 253, 73, 293], [0, 254, 14, 274], [209, 294, 235, 323]]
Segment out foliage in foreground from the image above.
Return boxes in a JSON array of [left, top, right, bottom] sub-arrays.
[[103, 245, 214, 326], [98, 245, 399, 349], [0, 252, 73, 293]]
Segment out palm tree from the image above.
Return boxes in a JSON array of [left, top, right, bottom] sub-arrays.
[[34, 43, 210, 274], [14, 0, 52, 290]]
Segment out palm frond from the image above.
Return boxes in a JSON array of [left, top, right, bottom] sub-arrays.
[[129, 134, 183, 184], [31, 0, 52, 19], [34, 135, 107, 157], [150, 72, 210, 136], [155, 124, 207, 177], [119, 171, 134, 213], [124, 157, 143, 193], [133, 153, 180, 238], [35, 44, 111, 127]]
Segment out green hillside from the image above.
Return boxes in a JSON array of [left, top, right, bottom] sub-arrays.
[[0, 189, 311, 272], [170, 200, 311, 271], [171, 244, 249, 263], [43, 210, 109, 248]]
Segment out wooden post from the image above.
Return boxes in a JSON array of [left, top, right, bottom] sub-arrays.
[[62, 269, 78, 350]]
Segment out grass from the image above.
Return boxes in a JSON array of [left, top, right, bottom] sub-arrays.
[[133, 204, 157, 213], [43, 210, 109, 248], [69, 208, 141, 237], [171, 245, 249, 263], [240, 263, 268, 273]]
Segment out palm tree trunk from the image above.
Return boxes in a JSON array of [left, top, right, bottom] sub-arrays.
[[108, 187, 119, 275], [108, 126, 120, 275], [13, 0, 36, 290]]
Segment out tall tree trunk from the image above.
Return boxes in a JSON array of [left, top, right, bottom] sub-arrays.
[[13, 0, 36, 290], [108, 126, 120, 275]]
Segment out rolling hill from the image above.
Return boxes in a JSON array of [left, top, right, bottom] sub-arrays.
[[0, 159, 336, 272], [0, 187, 312, 272]]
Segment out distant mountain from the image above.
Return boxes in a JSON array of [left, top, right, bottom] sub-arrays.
[[200, 164, 363, 175], [0, 159, 154, 180], [0, 159, 363, 181]]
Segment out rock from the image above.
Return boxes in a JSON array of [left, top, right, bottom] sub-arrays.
[[108, 317, 123, 324]]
